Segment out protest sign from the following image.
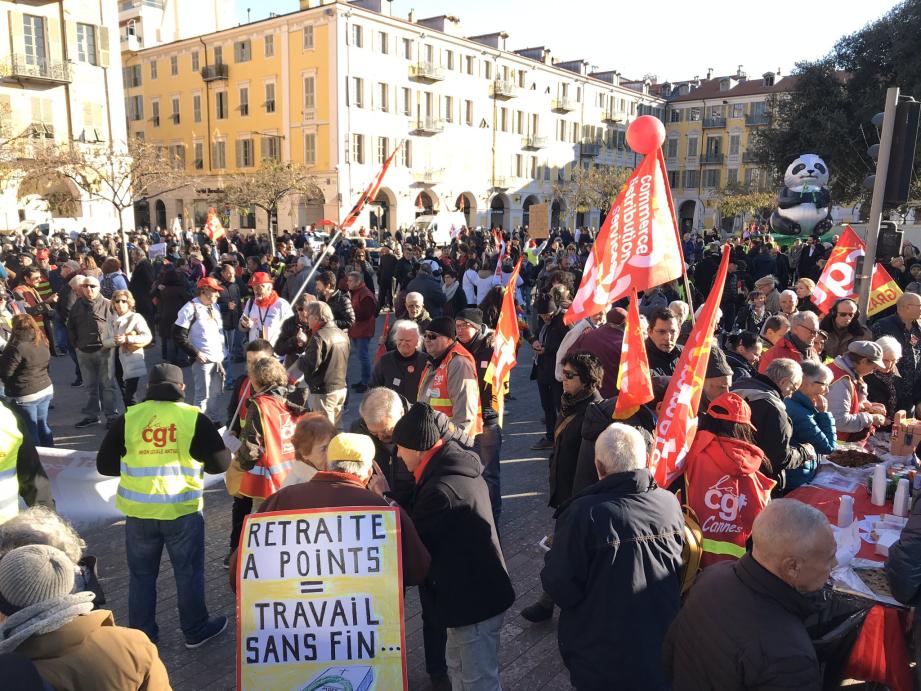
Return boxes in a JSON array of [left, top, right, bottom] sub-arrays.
[[236, 507, 407, 690]]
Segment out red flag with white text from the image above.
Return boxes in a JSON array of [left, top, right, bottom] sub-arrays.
[[810, 225, 865, 314], [650, 245, 731, 487], [565, 149, 683, 325], [341, 142, 402, 229], [613, 289, 654, 420], [486, 258, 523, 426]]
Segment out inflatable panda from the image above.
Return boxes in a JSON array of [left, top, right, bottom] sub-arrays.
[[769, 153, 833, 236]]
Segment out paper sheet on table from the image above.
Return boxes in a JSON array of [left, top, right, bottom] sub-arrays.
[[810, 467, 865, 493], [856, 514, 908, 544]]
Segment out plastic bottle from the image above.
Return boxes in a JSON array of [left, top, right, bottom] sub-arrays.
[[871, 463, 888, 507], [838, 495, 855, 528]]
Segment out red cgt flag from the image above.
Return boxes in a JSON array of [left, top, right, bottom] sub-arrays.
[[486, 258, 523, 427], [650, 244, 731, 487], [341, 142, 402, 229], [565, 148, 683, 325], [204, 207, 226, 242], [613, 288, 654, 420], [811, 225, 865, 314]]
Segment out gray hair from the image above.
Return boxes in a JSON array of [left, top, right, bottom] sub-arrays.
[[405, 291, 424, 306], [790, 311, 819, 329], [595, 423, 647, 475], [359, 387, 404, 427], [392, 319, 420, 338], [764, 357, 803, 387], [668, 300, 689, 323], [780, 289, 798, 302], [752, 498, 829, 559], [876, 335, 902, 360], [0, 506, 85, 563], [305, 301, 334, 323], [328, 457, 372, 477], [800, 360, 832, 385]]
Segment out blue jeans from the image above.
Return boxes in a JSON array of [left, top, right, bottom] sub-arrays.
[[353, 337, 371, 385], [125, 512, 211, 642], [13, 394, 54, 447], [474, 425, 502, 525], [445, 612, 504, 691]]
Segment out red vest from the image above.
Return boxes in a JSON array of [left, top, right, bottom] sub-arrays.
[[827, 361, 871, 444], [684, 432, 775, 569], [239, 394, 300, 499], [418, 342, 483, 435]]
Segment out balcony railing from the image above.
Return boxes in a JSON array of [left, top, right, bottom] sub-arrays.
[[702, 116, 726, 129], [602, 109, 626, 124], [701, 152, 725, 164], [409, 117, 444, 135], [0, 55, 72, 84], [551, 97, 574, 113], [201, 63, 229, 81], [522, 135, 547, 150], [121, 33, 143, 51], [408, 62, 445, 82], [580, 141, 601, 158], [489, 80, 516, 99], [490, 177, 510, 190], [745, 112, 770, 126], [411, 168, 444, 185]]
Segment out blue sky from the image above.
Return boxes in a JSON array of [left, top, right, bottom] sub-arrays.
[[233, 0, 899, 79]]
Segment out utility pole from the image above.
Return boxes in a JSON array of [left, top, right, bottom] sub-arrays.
[[857, 87, 900, 322]]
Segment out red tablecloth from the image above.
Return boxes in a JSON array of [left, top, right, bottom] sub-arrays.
[[788, 483, 912, 691]]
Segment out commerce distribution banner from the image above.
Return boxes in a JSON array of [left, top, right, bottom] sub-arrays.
[[236, 507, 407, 690]]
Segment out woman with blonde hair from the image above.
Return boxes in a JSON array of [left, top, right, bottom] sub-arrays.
[[80, 255, 102, 279], [103, 289, 152, 407], [0, 314, 53, 446]]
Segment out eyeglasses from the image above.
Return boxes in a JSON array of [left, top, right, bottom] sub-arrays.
[[797, 325, 819, 336], [561, 370, 579, 380], [113, 299, 128, 304], [836, 312, 855, 318], [423, 332, 440, 341]]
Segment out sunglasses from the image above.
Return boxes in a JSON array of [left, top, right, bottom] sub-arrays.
[[113, 299, 129, 304], [561, 370, 579, 380], [423, 333, 440, 341]]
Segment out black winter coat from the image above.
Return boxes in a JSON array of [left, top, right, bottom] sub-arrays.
[[664, 554, 821, 691], [410, 439, 514, 627], [370, 349, 427, 404], [646, 339, 683, 377], [549, 390, 601, 508], [533, 312, 569, 383], [542, 469, 684, 691], [323, 289, 355, 331], [128, 259, 156, 317]]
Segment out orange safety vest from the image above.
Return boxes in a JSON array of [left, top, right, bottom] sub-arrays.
[[418, 342, 483, 435], [827, 361, 872, 444], [238, 394, 300, 499]]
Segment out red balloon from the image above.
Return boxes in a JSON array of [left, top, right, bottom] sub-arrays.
[[626, 115, 666, 155]]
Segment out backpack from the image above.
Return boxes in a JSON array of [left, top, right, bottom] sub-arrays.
[[100, 271, 120, 299], [679, 479, 704, 595]]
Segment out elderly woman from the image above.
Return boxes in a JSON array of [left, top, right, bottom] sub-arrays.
[[820, 298, 873, 360], [828, 341, 888, 444], [785, 361, 836, 489], [104, 289, 152, 408], [0, 314, 53, 446], [866, 335, 903, 423], [794, 278, 820, 314], [282, 412, 337, 487]]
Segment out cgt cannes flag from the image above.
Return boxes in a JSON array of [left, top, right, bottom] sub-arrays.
[[565, 148, 683, 325]]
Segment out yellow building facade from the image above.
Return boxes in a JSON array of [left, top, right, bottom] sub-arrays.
[[662, 69, 794, 232]]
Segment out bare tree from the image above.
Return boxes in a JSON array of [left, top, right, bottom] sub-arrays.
[[219, 158, 322, 256], [552, 162, 631, 227]]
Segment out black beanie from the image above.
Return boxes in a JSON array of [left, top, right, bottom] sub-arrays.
[[426, 316, 456, 339], [455, 308, 484, 328], [706, 347, 733, 379], [391, 403, 441, 451]]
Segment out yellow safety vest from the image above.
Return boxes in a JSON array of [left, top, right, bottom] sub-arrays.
[[0, 404, 23, 524], [117, 400, 203, 520]]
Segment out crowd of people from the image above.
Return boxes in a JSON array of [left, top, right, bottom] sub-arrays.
[[1, 221, 921, 690]]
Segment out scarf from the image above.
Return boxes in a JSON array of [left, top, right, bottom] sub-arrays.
[[0, 592, 95, 654], [254, 291, 279, 309], [444, 281, 460, 301], [561, 388, 598, 417]]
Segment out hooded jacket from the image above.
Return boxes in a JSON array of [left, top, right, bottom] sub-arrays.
[[684, 431, 774, 568], [542, 469, 683, 691], [409, 438, 514, 627]]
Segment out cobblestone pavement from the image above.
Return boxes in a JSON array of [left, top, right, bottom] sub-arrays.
[[46, 317, 572, 690]]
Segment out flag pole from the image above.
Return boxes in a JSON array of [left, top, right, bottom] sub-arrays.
[[657, 149, 696, 323]]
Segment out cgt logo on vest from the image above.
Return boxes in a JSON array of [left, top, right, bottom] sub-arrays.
[[280, 416, 296, 455], [142, 416, 178, 449], [702, 475, 747, 534]]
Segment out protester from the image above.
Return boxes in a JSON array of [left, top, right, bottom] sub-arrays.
[[871, 292, 921, 414], [174, 277, 226, 425], [371, 319, 427, 404], [785, 360, 835, 489], [732, 291, 768, 333], [759, 310, 820, 373], [820, 298, 872, 359], [759, 313, 790, 350], [664, 499, 836, 690], [0, 315, 53, 446], [794, 278, 820, 314], [645, 307, 683, 377], [216, 262, 243, 364], [723, 330, 762, 381], [282, 412, 337, 487], [0, 398, 51, 522], [105, 289, 152, 408], [531, 295, 569, 449], [67, 276, 118, 429], [566, 307, 626, 397], [827, 340, 886, 443], [96, 363, 229, 647], [866, 335, 903, 421], [542, 423, 683, 690], [778, 289, 798, 317], [346, 270, 377, 393], [239, 271, 293, 346], [885, 491, 921, 680], [407, 263, 447, 317], [296, 301, 350, 426], [554, 313, 602, 383], [392, 403, 514, 691]]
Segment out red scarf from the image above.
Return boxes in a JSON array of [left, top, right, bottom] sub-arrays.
[[412, 439, 445, 483], [254, 291, 279, 309]]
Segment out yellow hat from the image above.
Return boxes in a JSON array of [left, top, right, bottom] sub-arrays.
[[327, 433, 376, 464]]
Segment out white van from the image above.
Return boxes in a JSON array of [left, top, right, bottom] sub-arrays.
[[410, 212, 467, 246]]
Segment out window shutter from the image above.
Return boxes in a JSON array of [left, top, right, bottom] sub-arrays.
[[235, 140, 243, 167], [9, 12, 24, 57], [47, 17, 63, 63], [65, 21, 78, 61], [98, 26, 109, 67]]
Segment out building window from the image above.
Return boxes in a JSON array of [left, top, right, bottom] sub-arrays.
[[239, 86, 249, 116], [237, 138, 254, 167], [378, 31, 388, 54], [216, 91, 228, 119], [265, 83, 275, 113], [377, 136, 388, 164], [351, 24, 363, 47], [729, 134, 740, 156], [464, 100, 473, 126], [352, 134, 365, 164], [687, 136, 698, 158], [191, 50, 200, 72], [22, 15, 47, 66], [484, 61, 492, 80], [727, 168, 739, 186], [402, 38, 412, 60], [401, 87, 411, 116], [669, 109, 681, 123], [304, 76, 316, 111], [667, 138, 678, 158], [213, 140, 226, 168], [234, 39, 251, 62], [149, 60, 158, 79], [76, 23, 98, 65], [192, 93, 201, 122], [731, 103, 744, 119], [516, 111, 524, 135], [123, 64, 142, 88], [126, 95, 143, 121], [264, 34, 274, 58], [465, 55, 475, 75], [375, 83, 388, 112], [688, 107, 700, 122], [514, 154, 523, 177], [151, 100, 160, 127], [444, 95, 453, 123], [261, 135, 281, 161], [214, 45, 223, 65], [445, 50, 454, 70], [500, 107, 508, 132], [401, 140, 411, 167], [193, 141, 204, 170], [171, 96, 180, 124], [166, 55, 176, 76], [668, 170, 679, 188], [169, 144, 185, 170], [683, 169, 699, 188], [303, 26, 314, 50], [703, 169, 720, 188], [304, 133, 316, 165], [350, 77, 363, 108]]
